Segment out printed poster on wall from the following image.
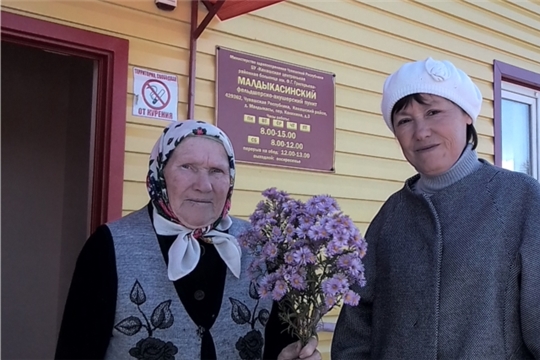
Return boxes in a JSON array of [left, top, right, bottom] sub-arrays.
[[133, 67, 178, 121], [215, 47, 336, 172]]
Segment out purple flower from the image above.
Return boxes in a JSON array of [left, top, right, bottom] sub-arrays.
[[250, 209, 268, 228], [324, 295, 336, 310], [348, 257, 365, 278], [284, 224, 296, 240], [317, 195, 340, 213], [258, 276, 274, 299], [322, 277, 342, 296], [326, 239, 345, 256], [238, 189, 367, 343], [322, 274, 348, 296], [305, 198, 323, 216], [352, 233, 368, 258], [337, 254, 353, 269], [293, 247, 316, 266], [255, 212, 277, 228], [292, 238, 310, 250], [334, 273, 350, 289], [270, 226, 285, 243], [262, 187, 290, 203], [299, 215, 314, 226], [238, 228, 264, 251], [335, 216, 355, 240], [275, 266, 293, 282], [262, 242, 279, 260], [305, 195, 340, 217], [255, 200, 267, 211], [307, 225, 326, 241], [272, 280, 288, 301], [289, 272, 307, 290], [355, 273, 367, 287], [282, 200, 300, 215], [343, 290, 361, 306], [284, 251, 296, 265], [318, 226, 330, 240], [324, 219, 344, 236], [262, 187, 280, 199], [296, 223, 311, 239], [253, 218, 268, 232]]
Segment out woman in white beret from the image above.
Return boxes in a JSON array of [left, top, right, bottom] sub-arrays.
[[331, 58, 540, 359]]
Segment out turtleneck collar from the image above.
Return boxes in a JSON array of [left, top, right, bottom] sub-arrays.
[[413, 143, 481, 196]]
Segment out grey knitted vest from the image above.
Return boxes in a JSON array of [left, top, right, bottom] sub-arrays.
[[104, 208, 273, 360]]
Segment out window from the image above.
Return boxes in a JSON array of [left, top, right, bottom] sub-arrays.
[[493, 60, 540, 181], [501, 83, 539, 178]]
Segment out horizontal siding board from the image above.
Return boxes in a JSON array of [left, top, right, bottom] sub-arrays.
[[124, 137, 412, 200], [227, 191, 384, 225], [126, 75, 494, 142], [122, 160, 403, 203], [506, 0, 540, 19], [129, 39, 190, 76], [259, 1, 493, 79], [476, 117, 495, 138], [336, 131, 404, 161], [122, 180, 383, 226], [125, 113, 494, 162], [3, 0, 190, 47], [420, 0, 540, 47], [410, 0, 540, 67], [124, 146, 415, 187], [124, 147, 415, 184], [124, 120, 493, 180], [336, 153, 415, 182], [359, 0, 540, 68], [464, 0, 540, 34], [125, 97, 493, 141], [125, 122, 408, 162]]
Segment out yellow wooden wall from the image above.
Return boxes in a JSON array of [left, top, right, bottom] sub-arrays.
[[4, 0, 540, 357]]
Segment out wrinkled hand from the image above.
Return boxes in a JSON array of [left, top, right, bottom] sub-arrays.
[[277, 336, 321, 360]]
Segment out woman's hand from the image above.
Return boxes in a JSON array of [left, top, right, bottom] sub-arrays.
[[277, 336, 321, 360]]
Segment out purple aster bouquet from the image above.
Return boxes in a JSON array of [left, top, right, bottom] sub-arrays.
[[238, 188, 367, 346]]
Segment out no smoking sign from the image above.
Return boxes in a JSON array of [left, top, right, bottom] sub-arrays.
[[133, 67, 178, 121]]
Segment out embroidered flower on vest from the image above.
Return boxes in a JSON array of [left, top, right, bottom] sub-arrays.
[[114, 280, 179, 360], [231, 281, 270, 360]]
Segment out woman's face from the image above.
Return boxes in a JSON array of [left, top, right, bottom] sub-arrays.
[[393, 94, 472, 176], [163, 136, 231, 229]]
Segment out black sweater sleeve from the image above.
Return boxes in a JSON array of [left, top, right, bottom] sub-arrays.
[[55, 225, 117, 360], [263, 302, 298, 359]]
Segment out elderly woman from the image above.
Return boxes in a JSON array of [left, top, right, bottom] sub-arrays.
[[332, 58, 540, 359], [56, 120, 320, 360]]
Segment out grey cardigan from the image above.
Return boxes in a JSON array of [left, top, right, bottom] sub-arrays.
[[332, 161, 540, 359]]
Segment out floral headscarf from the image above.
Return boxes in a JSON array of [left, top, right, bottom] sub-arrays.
[[146, 120, 240, 280], [147, 120, 236, 231]]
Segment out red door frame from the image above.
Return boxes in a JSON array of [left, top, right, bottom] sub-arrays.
[[1, 11, 128, 231]]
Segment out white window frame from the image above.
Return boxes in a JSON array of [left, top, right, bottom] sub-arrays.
[[501, 82, 540, 180]]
